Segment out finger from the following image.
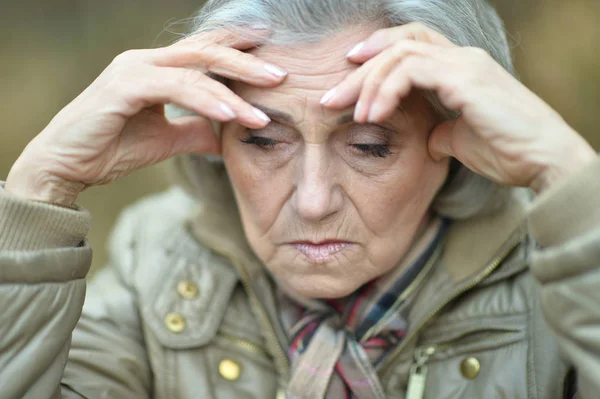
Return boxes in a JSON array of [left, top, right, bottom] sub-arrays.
[[352, 60, 396, 123], [116, 28, 270, 65], [366, 63, 413, 123], [124, 65, 270, 129], [320, 60, 373, 110], [161, 67, 272, 128], [354, 45, 425, 123], [150, 43, 287, 87], [324, 41, 439, 115], [428, 119, 457, 161], [346, 22, 457, 63]]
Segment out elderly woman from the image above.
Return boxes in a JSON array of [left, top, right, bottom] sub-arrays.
[[1, 0, 599, 398]]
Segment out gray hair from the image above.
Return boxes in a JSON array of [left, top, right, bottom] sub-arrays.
[[169, 0, 518, 219]]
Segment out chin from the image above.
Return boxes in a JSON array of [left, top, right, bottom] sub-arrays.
[[282, 274, 363, 299]]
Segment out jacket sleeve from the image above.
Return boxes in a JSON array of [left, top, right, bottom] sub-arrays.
[[527, 155, 600, 399], [0, 185, 151, 399]]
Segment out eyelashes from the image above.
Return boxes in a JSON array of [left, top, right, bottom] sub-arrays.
[[352, 144, 392, 158], [239, 136, 278, 149], [240, 131, 393, 158]]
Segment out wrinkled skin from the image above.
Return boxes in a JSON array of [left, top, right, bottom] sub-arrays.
[[223, 28, 450, 298]]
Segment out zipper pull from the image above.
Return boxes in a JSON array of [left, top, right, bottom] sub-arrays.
[[406, 345, 436, 399]]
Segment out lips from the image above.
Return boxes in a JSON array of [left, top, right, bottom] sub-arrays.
[[292, 241, 353, 262]]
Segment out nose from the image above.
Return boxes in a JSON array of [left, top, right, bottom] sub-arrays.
[[293, 144, 343, 223]]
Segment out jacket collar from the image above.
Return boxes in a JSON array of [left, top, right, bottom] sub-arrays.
[[441, 188, 531, 283]]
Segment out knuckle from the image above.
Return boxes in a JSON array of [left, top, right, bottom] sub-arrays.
[[378, 83, 397, 100], [112, 49, 144, 65], [237, 51, 258, 67], [404, 22, 427, 38], [364, 73, 384, 92], [101, 62, 144, 97], [177, 68, 206, 87], [466, 46, 490, 61], [199, 43, 220, 68], [406, 21, 427, 31], [463, 47, 493, 76], [401, 55, 421, 71], [177, 31, 212, 47], [445, 76, 465, 96], [369, 29, 389, 43], [391, 42, 411, 58]]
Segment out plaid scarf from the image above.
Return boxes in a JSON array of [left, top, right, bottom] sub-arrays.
[[279, 217, 448, 399]]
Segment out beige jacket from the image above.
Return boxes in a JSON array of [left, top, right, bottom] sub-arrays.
[[0, 155, 599, 399]]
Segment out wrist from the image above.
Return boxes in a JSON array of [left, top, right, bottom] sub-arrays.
[[5, 163, 84, 207], [530, 133, 596, 195]]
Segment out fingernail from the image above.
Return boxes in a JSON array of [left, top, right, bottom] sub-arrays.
[[320, 87, 337, 105], [368, 103, 379, 123], [219, 103, 236, 120], [347, 42, 365, 58], [354, 100, 364, 121], [264, 63, 288, 78], [251, 23, 270, 30], [252, 107, 271, 123]]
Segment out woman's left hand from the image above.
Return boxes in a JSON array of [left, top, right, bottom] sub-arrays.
[[321, 23, 596, 194]]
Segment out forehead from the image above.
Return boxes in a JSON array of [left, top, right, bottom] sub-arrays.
[[231, 26, 378, 109]]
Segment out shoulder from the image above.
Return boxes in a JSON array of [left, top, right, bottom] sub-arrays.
[[105, 187, 243, 349], [110, 186, 197, 245], [106, 187, 199, 282]]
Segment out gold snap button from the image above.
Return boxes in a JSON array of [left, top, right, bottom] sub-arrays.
[[219, 359, 242, 381], [177, 280, 199, 299], [164, 312, 186, 333], [460, 357, 481, 379]]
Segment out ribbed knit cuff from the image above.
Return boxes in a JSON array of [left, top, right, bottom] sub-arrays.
[[0, 183, 91, 251], [528, 155, 600, 248]]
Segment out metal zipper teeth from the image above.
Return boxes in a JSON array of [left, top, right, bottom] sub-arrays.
[[423, 330, 521, 355], [217, 331, 270, 358], [379, 229, 527, 375], [360, 243, 443, 343]]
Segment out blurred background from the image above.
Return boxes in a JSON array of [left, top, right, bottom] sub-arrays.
[[2, 0, 599, 274]]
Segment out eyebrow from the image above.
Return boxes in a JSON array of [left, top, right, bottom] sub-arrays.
[[251, 103, 355, 126]]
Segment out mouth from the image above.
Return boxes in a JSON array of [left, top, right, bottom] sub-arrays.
[[290, 240, 354, 262]]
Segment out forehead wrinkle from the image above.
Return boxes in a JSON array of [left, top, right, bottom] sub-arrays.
[[251, 103, 295, 124], [255, 51, 355, 80], [247, 33, 369, 92]]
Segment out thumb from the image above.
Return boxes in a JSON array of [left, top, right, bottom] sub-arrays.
[[428, 119, 456, 161], [167, 116, 221, 157]]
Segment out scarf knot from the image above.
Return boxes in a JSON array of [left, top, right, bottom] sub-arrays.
[[280, 217, 449, 399]]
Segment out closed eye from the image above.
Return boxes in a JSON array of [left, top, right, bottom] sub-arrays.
[[352, 144, 392, 158], [240, 136, 278, 149]]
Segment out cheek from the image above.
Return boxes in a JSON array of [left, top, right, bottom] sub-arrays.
[[353, 145, 449, 234], [222, 132, 292, 233]]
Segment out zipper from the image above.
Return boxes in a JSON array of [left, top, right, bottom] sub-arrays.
[[379, 228, 527, 376], [405, 345, 436, 399], [404, 330, 519, 399], [360, 243, 442, 343], [217, 331, 270, 358]]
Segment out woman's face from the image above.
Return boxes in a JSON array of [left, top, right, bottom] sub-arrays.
[[222, 27, 450, 298]]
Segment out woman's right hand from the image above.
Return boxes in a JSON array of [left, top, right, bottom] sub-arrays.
[[5, 28, 286, 206]]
